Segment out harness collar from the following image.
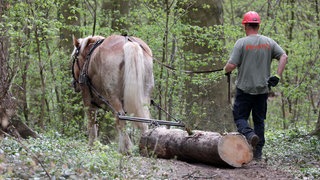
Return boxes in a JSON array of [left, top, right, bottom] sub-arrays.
[[71, 38, 105, 85]]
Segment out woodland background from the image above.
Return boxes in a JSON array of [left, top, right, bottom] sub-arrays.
[[0, 0, 320, 178]]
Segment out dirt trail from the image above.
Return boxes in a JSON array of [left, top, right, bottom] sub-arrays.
[[1, 151, 294, 179], [128, 157, 294, 180]]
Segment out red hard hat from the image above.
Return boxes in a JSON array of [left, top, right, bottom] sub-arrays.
[[242, 11, 261, 24]]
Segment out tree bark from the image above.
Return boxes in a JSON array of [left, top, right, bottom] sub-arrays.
[[311, 0, 320, 138], [102, 0, 130, 35], [59, 0, 80, 50], [140, 127, 253, 168], [0, 0, 15, 131], [0, 1, 36, 138], [310, 109, 320, 138], [178, 0, 234, 132]]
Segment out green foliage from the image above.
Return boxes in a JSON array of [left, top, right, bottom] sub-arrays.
[[1, 130, 319, 178], [2, 0, 320, 169], [0, 134, 124, 179], [124, 1, 226, 126], [265, 129, 320, 179], [0, 133, 177, 179]]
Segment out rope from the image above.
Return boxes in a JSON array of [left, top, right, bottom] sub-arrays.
[[150, 99, 180, 122], [126, 36, 224, 74], [75, 35, 224, 129]]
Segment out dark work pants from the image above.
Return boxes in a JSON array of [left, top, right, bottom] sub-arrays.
[[233, 88, 268, 154]]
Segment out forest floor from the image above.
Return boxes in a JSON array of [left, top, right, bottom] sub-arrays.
[[1, 154, 295, 179], [1, 149, 296, 179], [2, 129, 318, 179], [125, 156, 294, 180]]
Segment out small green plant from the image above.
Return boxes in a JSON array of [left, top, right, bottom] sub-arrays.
[[265, 129, 320, 179]]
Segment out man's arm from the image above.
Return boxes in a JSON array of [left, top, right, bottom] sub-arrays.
[[277, 54, 288, 77]]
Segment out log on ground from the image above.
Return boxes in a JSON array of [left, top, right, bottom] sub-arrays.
[[139, 127, 253, 168], [3, 115, 40, 139]]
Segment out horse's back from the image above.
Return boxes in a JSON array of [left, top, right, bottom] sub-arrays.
[[89, 35, 153, 113], [104, 35, 152, 58]]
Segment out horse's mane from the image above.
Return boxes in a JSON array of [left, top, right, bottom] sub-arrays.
[[79, 35, 105, 54]]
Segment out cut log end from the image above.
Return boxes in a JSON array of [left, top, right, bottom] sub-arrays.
[[218, 133, 253, 167]]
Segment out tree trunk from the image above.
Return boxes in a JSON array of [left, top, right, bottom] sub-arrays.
[[311, 0, 320, 138], [140, 127, 253, 168], [0, 1, 36, 138], [59, 0, 80, 50], [0, 1, 9, 99], [0, 0, 15, 131], [102, 0, 130, 35], [179, 0, 234, 132], [58, 1, 84, 135], [310, 109, 320, 138]]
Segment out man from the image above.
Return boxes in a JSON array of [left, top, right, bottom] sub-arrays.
[[223, 11, 288, 160]]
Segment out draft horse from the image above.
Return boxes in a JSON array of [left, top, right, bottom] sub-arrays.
[[71, 35, 154, 154]]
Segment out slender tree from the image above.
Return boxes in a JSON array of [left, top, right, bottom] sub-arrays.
[[0, 0, 16, 131], [310, 0, 320, 137]]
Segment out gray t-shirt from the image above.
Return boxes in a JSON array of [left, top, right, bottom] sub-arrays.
[[228, 34, 285, 94]]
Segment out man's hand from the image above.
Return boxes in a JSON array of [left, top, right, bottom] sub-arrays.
[[268, 74, 280, 87], [223, 63, 237, 76], [223, 66, 231, 76]]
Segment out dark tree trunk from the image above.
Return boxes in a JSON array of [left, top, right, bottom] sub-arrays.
[[58, 0, 84, 134], [310, 110, 320, 138], [102, 0, 130, 35], [0, 1, 38, 139], [0, 0, 15, 131], [179, 0, 234, 132], [59, 0, 80, 50]]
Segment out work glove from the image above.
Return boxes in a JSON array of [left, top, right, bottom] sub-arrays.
[[268, 74, 280, 87]]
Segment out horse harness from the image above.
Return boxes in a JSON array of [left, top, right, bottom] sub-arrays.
[[72, 38, 118, 113], [72, 38, 105, 85]]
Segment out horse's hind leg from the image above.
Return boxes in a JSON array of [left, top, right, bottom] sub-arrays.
[[81, 86, 98, 146], [133, 105, 150, 134], [87, 107, 98, 146], [116, 115, 133, 154], [134, 122, 148, 134], [111, 98, 133, 154]]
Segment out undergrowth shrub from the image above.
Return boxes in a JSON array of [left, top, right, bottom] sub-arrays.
[[264, 129, 320, 179], [1, 129, 319, 179], [0, 133, 124, 179]]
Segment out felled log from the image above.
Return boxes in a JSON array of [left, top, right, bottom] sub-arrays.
[[139, 127, 253, 168], [4, 115, 40, 139]]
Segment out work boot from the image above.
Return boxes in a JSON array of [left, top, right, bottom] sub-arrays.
[[246, 133, 259, 150], [253, 150, 262, 161]]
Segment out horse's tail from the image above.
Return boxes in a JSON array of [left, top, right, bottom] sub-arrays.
[[123, 42, 149, 119]]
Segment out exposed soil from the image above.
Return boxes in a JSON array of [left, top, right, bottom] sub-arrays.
[[126, 156, 294, 180], [0, 134, 295, 179], [0, 150, 295, 179]]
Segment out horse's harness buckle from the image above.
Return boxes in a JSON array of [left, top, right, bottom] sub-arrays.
[[79, 73, 88, 85]]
